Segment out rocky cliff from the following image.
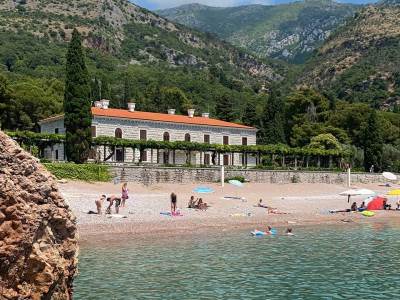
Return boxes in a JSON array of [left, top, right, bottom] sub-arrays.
[[0, 131, 78, 300]]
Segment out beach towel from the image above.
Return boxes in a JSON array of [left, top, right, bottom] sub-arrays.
[[107, 214, 127, 219], [160, 211, 183, 217]]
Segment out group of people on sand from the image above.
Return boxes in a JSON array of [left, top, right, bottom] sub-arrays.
[[91, 183, 130, 215], [187, 196, 208, 210]]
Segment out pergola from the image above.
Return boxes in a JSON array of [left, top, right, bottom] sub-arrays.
[[8, 131, 348, 169]]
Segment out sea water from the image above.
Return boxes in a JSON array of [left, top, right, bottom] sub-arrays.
[[75, 224, 400, 299]]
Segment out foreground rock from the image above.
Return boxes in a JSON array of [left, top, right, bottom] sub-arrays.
[[0, 131, 78, 300]]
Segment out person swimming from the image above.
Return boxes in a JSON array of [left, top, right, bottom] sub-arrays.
[[286, 228, 294, 236]]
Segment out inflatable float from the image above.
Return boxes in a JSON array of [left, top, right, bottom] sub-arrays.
[[362, 210, 375, 217], [251, 229, 277, 236]]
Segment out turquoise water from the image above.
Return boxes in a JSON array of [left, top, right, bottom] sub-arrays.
[[75, 224, 400, 299]]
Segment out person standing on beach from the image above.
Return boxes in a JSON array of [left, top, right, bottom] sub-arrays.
[[121, 182, 129, 208], [95, 195, 106, 214], [171, 193, 177, 214]]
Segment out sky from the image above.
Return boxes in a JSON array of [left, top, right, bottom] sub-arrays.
[[131, 0, 378, 10]]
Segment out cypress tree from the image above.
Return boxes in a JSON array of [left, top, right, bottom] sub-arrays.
[[215, 93, 236, 122], [259, 89, 286, 144], [64, 29, 91, 163], [362, 110, 383, 172], [242, 101, 258, 127]]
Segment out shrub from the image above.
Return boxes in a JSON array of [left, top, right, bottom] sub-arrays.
[[43, 163, 111, 182], [225, 176, 246, 183]]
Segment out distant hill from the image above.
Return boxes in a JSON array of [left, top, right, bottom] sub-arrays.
[[298, 1, 400, 108], [0, 0, 283, 82], [157, 0, 359, 63], [0, 0, 289, 130]]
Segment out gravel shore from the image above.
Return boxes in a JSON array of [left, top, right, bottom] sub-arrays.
[[58, 181, 399, 241]]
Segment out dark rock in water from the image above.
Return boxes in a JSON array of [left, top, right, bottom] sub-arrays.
[[0, 131, 78, 300]]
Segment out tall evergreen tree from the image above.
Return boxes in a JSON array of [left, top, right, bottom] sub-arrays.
[[215, 93, 236, 122], [259, 89, 286, 144], [362, 110, 383, 172], [64, 29, 91, 163], [242, 101, 258, 127]]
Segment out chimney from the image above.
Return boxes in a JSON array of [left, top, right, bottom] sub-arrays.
[[202, 112, 210, 118], [127, 102, 136, 112], [188, 108, 195, 118], [94, 101, 102, 108], [168, 109, 176, 115], [100, 99, 110, 109]]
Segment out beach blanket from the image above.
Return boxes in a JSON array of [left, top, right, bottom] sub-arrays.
[[107, 214, 127, 219], [230, 213, 252, 217], [160, 211, 183, 217]]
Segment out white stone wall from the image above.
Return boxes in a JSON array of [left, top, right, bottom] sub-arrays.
[[39, 115, 257, 166], [92, 116, 257, 166], [40, 119, 65, 161]]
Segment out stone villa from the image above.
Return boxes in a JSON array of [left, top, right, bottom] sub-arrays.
[[39, 100, 257, 166]]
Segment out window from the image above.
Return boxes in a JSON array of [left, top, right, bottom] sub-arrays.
[[223, 154, 229, 165], [204, 134, 210, 144], [115, 128, 122, 139], [55, 150, 59, 160], [242, 137, 248, 146], [140, 150, 147, 162], [140, 130, 147, 141], [184, 133, 191, 142], [91, 126, 97, 138], [163, 132, 170, 142], [223, 136, 229, 145], [54, 128, 59, 134]]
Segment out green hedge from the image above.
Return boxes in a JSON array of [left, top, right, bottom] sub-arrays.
[[43, 163, 111, 182]]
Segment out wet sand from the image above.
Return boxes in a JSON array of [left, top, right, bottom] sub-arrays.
[[58, 181, 399, 242]]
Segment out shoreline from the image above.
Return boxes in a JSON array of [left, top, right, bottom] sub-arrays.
[[77, 210, 400, 245], [57, 181, 400, 244]]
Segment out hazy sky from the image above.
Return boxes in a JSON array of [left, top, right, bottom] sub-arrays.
[[132, 0, 378, 10]]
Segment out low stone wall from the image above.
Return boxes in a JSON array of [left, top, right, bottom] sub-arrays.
[[109, 165, 388, 185]]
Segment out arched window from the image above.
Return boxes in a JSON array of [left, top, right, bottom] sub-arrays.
[[184, 133, 191, 142], [163, 132, 170, 142], [115, 128, 122, 139]]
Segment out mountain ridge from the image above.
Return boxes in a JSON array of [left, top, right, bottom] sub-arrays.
[[157, 0, 359, 63]]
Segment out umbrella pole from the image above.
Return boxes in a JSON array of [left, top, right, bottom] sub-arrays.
[[348, 195, 350, 203]]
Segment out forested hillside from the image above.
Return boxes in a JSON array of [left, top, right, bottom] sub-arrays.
[[158, 1, 358, 63], [298, 2, 400, 109], [0, 0, 285, 130]]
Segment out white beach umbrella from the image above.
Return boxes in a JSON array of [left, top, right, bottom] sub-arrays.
[[382, 172, 397, 181], [339, 189, 375, 203]]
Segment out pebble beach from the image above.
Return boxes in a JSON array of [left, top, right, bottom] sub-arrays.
[[58, 180, 400, 242]]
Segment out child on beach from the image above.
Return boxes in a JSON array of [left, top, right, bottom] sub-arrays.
[[171, 192, 177, 214], [95, 195, 106, 214], [121, 183, 129, 208], [188, 195, 196, 208]]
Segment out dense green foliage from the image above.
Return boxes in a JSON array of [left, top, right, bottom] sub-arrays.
[[259, 88, 285, 144], [64, 30, 92, 163], [361, 111, 383, 172], [43, 163, 111, 182]]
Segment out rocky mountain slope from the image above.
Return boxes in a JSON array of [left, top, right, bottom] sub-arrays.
[[157, 0, 359, 63], [298, 1, 400, 107], [0, 130, 78, 299], [0, 0, 282, 82]]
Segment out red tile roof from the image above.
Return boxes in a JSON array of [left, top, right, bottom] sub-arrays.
[[91, 107, 256, 130]]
